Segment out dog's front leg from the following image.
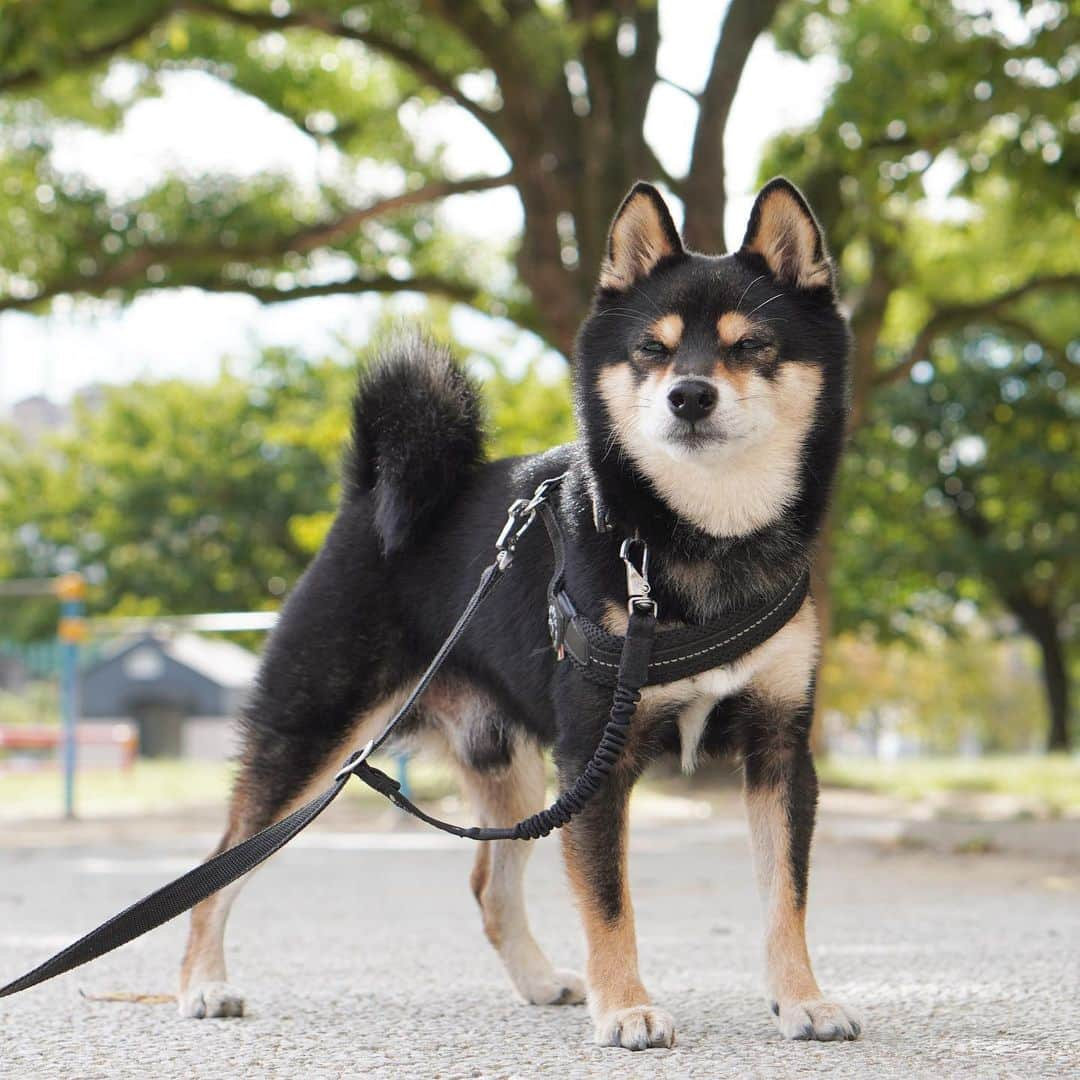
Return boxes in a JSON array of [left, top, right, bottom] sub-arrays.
[[559, 760, 674, 1051], [741, 686, 862, 1041]]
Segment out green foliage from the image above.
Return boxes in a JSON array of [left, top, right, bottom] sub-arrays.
[[821, 633, 1045, 753], [0, 351, 352, 635], [0, 0, 526, 321], [0, 343, 573, 635], [486, 362, 574, 458], [2, 0, 1076, 748], [832, 336, 1078, 638]]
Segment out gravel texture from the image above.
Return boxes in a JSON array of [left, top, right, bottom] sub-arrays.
[[1, 804, 1078, 1079]]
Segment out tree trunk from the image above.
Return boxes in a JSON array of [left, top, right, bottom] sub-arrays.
[[1005, 593, 1072, 752], [1037, 620, 1072, 752], [1025, 607, 1071, 752]]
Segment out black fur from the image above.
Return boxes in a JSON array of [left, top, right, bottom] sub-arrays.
[[216, 177, 853, 1039], [344, 333, 485, 555]]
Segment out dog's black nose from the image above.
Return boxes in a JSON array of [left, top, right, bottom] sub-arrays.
[[667, 379, 717, 423]]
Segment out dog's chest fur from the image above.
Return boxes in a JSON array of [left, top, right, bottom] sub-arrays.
[[601, 595, 816, 773]]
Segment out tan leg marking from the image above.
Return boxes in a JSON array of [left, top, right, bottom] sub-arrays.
[[178, 692, 407, 1019], [456, 741, 585, 1006], [745, 777, 861, 1041], [562, 818, 675, 1049]]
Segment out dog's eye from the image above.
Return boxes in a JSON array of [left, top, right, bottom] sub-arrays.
[[639, 339, 668, 356]]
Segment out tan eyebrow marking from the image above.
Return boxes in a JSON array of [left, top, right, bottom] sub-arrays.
[[717, 311, 754, 346], [647, 313, 683, 350]]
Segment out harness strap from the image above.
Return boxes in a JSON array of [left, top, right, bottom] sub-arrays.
[[351, 603, 654, 841], [538, 502, 810, 689], [0, 474, 655, 1000]]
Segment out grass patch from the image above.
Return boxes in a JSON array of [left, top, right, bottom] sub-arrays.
[[1, 755, 457, 820], [818, 754, 1080, 815]]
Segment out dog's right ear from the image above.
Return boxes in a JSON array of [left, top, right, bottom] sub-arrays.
[[599, 182, 684, 291]]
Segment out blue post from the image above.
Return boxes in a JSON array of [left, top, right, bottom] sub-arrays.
[[396, 753, 411, 800], [56, 574, 86, 821]]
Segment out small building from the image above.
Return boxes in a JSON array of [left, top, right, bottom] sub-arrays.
[[81, 632, 258, 758]]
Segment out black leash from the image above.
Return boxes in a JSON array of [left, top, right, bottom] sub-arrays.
[[0, 474, 657, 999]]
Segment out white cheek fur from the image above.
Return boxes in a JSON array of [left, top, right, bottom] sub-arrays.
[[598, 364, 822, 538]]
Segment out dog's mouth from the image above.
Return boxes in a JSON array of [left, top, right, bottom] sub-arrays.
[[662, 424, 729, 452]]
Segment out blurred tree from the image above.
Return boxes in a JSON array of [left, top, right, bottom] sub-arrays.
[[766, 0, 1078, 428], [0, 340, 571, 634], [760, 0, 1078, 748], [820, 633, 1045, 754], [0, 351, 352, 638], [0, 0, 781, 354], [831, 336, 1077, 751]]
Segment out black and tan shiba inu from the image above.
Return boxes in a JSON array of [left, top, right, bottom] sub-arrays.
[[178, 178, 859, 1049]]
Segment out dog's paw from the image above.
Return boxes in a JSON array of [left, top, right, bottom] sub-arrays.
[[520, 968, 586, 1006], [595, 1005, 676, 1051], [773, 998, 861, 1041], [178, 981, 245, 1019]]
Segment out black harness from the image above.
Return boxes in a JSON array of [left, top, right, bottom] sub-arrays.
[[539, 499, 809, 688], [1, 473, 808, 1001]]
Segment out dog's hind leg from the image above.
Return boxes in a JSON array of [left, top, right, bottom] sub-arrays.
[[455, 737, 585, 1007], [177, 791, 256, 1019], [178, 691, 405, 1019]]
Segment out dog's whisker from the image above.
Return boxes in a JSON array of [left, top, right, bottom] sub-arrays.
[[734, 274, 766, 314], [745, 292, 783, 317]]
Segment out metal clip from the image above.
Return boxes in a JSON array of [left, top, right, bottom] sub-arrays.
[[620, 536, 657, 616], [334, 739, 375, 783], [495, 475, 565, 569]]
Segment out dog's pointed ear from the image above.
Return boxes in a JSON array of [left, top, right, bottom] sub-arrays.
[[740, 178, 834, 293], [599, 182, 684, 291]]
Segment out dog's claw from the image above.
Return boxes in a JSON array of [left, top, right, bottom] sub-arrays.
[[595, 1005, 676, 1051], [775, 999, 862, 1042]]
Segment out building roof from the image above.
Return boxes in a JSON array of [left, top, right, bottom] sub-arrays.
[[92, 631, 259, 689]]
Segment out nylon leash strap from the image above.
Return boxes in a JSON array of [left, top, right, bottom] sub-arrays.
[[0, 473, 656, 999]]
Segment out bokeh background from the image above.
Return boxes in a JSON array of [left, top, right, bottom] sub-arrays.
[[0, 0, 1077, 819]]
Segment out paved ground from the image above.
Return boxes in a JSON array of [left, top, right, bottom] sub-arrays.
[[1, 795, 1078, 1079]]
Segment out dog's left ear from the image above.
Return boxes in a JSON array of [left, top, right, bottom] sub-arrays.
[[740, 178, 834, 294], [599, 182, 684, 291]]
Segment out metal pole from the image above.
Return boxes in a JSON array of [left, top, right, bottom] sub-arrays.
[[396, 754, 411, 800], [55, 573, 86, 821]]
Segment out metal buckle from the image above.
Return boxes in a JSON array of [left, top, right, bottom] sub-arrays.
[[333, 739, 375, 783], [620, 536, 656, 616], [495, 498, 534, 568], [494, 475, 564, 568]]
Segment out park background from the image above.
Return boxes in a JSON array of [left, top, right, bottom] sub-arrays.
[[0, 0, 1077, 821]]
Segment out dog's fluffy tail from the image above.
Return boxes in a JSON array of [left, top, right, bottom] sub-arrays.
[[344, 333, 485, 555]]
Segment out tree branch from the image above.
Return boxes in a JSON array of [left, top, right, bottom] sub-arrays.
[[252, 171, 514, 257], [181, 1, 500, 131], [656, 74, 702, 104], [0, 173, 514, 313], [873, 273, 1080, 387], [0, 7, 172, 92], [2, 2, 503, 139], [197, 273, 483, 306], [681, 0, 783, 252]]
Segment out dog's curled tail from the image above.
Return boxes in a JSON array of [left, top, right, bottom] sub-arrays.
[[344, 333, 485, 555]]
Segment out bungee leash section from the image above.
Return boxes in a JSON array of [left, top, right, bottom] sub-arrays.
[[0, 474, 657, 999]]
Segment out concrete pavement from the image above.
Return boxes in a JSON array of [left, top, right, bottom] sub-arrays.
[[1, 796, 1078, 1079]]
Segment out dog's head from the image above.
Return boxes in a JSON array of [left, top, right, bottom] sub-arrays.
[[575, 178, 849, 537]]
